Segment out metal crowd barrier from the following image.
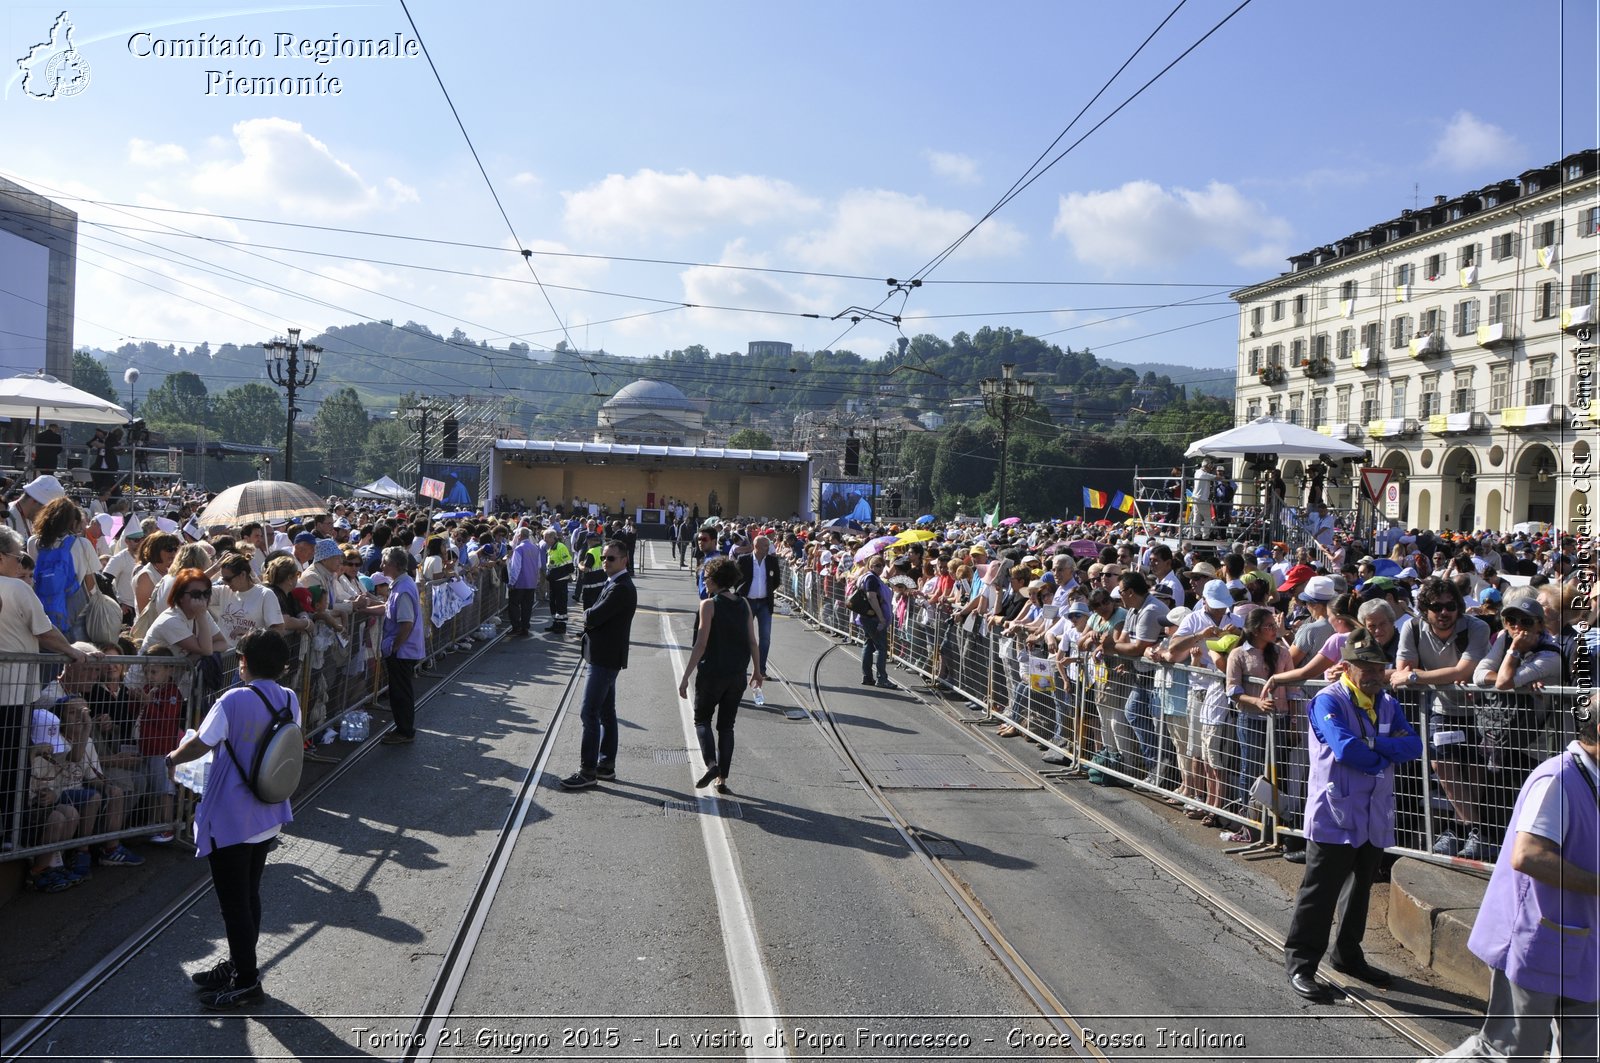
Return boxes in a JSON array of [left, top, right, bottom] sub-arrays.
[[1, 564, 509, 867], [778, 559, 1591, 869]]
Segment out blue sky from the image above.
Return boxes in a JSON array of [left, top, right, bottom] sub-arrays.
[[2, 0, 1596, 401]]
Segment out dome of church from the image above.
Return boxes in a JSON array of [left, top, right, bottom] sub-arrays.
[[602, 379, 694, 411]]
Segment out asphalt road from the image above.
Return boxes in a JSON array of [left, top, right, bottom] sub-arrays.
[[9, 548, 1478, 1061]]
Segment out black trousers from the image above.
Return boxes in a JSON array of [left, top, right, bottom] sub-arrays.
[[693, 672, 744, 778], [1283, 839, 1383, 978], [548, 579, 569, 621], [508, 587, 535, 633], [387, 656, 417, 737], [208, 840, 272, 985]]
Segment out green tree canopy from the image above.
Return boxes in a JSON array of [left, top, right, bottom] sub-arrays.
[[211, 383, 286, 447], [71, 350, 120, 405], [310, 386, 370, 482], [140, 371, 210, 434], [726, 428, 774, 449]]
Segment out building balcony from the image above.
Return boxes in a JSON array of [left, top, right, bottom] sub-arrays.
[[1408, 331, 1444, 359], [1300, 357, 1333, 378], [1318, 422, 1363, 441], [1562, 303, 1595, 332], [1257, 364, 1287, 386], [1499, 404, 1566, 430], [1353, 346, 1379, 370], [1475, 322, 1514, 348], [1426, 412, 1488, 435], [1366, 417, 1419, 439]]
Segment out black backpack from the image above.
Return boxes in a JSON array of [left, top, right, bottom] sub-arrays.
[[223, 684, 303, 804]]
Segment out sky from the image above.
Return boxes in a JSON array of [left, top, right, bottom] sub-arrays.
[[1, 0, 1596, 404]]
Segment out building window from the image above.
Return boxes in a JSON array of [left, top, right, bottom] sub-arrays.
[[1312, 333, 1329, 361], [1489, 364, 1510, 411], [1452, 369, 1474, 414], [1535, 281, 1560, 319], [1453, 299, 1479, 336], [1536, 219, 1560, 247], [1360, 383, 1379, 422], [1251, 306, 1264, 332], [1394, 263, 1414, 286], [1268, 343, 1284, 368], [1571, 270, 1597, 308], [1336, 387, 1352, 424], [1362, 321, 1382, 350], [1246, 399, 1261, 420], [1491, 232, 1516, 260], [1291, 339, 1306, 365], [1425, 253, 1444, 279], [1526, 357, 1553, 404], [1390, 380, 1408, 419], [1267, 397, 1282, 419], [1317, 287, 1330, 309], [1337, 327, 1355, 358], [1489, 290, 1512, 325], [1294, 293, 1307, 318], [1248, 347, 1262, 374], [1583, 206, 1600, 236], [1272, 299, 1284, 322], [1289, 393, 1304, 425], [1390, 315, 1414, 349], [1420, 374, 1440, 418], [1340, 279, 1357, 300], [1311, 390, 1327, 428], [1419, 307, 1444, 334]]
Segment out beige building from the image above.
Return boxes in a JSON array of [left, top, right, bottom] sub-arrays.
[[1231, 150, 1598, 533], [595, 379, 708, 446]]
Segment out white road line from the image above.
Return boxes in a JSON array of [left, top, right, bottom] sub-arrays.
[[660, 611, 787, 1060]]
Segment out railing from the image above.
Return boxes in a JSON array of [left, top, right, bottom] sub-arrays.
[[2, 565, 508, 867], [779, 562, 1590, 869]]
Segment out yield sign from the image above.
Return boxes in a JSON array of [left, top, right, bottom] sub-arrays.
[[1359, 466, 1392, 504]]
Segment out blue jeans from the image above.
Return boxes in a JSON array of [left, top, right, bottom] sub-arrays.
[[1236, 712, 1267, 799], [1123, 678, 1158, 772], [860, 615, 888, 681], [748, 598, 773, 675], [579, 663, 621, 773]]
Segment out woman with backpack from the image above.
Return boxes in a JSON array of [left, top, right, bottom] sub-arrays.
[[165, 629, 300, 1010], [27, 496, 100, 640]]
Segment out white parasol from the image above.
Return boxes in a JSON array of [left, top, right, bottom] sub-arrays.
[[1184, 416, 1365, 460], [0, 371, 131, 425]]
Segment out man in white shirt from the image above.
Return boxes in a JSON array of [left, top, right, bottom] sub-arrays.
[[5, 475, 65, 538]]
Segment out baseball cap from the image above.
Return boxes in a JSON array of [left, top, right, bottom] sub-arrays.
[[30, 708, 68, 754], [1298, 576, 1338, 603], [1341, 628, 1388, 665], [1479, 587, 1502, 605], [1277, 564, 1317, 592], [1066, 601, 1090, 618], [1397, 566, 1419, 580], [21, 474, 65, 505], [1500, 587, 1545, 623], [1254, 546, 1272, 559], [293, 532, 318, 545], [1206, 632, 1243, 655], [371, 572, 393, 588], [1202, 579, 1234, 610]]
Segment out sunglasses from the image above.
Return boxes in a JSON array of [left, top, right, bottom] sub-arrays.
[[1501, 612, 1536, 627], [184, 589, 212, 601], [602, 553, 623, 562], [1424, 602, 1460, 614]]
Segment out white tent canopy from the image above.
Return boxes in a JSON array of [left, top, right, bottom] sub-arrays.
[[1184, 416, 1366, 460], [0, 371, 130, 425], [353, 474, 414, 501]]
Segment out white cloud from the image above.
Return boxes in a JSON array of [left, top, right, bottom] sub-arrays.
[[189, 118, 417, 219], [677, 239, 833, 326], [925, 150, 980, 185], [511, 171, 540, 187], [128, 138, 187, 167], [787, 189, 1024, 272], [1052, 180, 1291, 270], [562, 169, 820, 239], [1428, 111, 1523, 171]]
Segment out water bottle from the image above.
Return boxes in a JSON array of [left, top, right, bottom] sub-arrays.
[[351, 710, 370, 741], [339, 715, 354, 742], [753, 687, 765, 706]]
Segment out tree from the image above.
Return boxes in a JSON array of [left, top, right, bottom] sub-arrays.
[[211, 383, 286, 447], [71, 350, 120, 404], [355, 418, 411, 483], [310, 386, 370, 482], [140, 371, 210, 434], [726, 428, 774, 449]]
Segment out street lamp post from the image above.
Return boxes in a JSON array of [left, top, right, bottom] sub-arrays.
[[263, 327, 322, 481], [979, 362, 1036, 521]]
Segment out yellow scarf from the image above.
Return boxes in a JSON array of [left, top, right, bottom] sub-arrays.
[[1341, 672, 1378, 727]]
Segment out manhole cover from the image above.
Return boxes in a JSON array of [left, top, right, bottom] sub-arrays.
[[653, 749, 691, 764], [918, 836, 964, 858], [784, 709, 809, 721], [1091, 838, 1140, 859], [663, 799, 743, 819], [857, 751, 1037, 790]]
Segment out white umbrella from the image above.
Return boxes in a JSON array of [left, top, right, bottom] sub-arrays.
[[1184, 416, 1365, 460], [0, 371, 130, 425]]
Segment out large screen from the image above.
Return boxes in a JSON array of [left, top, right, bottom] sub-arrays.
[[421, 461, 480, 511], [819, 480, 877, 522], [0, 228, 49, 375]]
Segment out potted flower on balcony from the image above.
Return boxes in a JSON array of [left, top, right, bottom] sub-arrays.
[[1302, 357, 1331, 378], [1257, 364, 1286, 385]]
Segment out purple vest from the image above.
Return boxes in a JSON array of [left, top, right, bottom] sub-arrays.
[[509, 540, 543, 590], [383, 575, 426, 660], [1468, 747, 1600, 1001], [1304, 682, 1402, 848], [193, 682, 297, 858]]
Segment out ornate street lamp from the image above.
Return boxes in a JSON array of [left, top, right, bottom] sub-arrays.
[[263, 327, 321, 480], [979, 362, 1036, 520]]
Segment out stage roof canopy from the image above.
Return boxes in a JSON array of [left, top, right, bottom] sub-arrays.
[[496, 440, 808, 463]]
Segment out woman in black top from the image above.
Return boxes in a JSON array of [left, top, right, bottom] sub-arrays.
[[678, 556, 762, 793]]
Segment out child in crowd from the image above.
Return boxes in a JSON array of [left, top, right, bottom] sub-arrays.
[[25, 707, 82, 892], [61, 694, 145, 868], [137, 648, 184, 844]]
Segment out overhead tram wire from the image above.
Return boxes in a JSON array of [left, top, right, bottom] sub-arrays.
[[908, 0, 1192, 285]]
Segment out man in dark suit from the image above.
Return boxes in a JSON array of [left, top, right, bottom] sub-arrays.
[[561, 541, 638, 789], [736, 534, 781, 676]]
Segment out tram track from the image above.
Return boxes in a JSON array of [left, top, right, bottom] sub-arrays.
[[774, 632, 1455, 1060], [0, 627, 546, 1063]]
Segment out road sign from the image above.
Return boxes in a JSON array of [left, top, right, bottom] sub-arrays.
[[1384, 482, 1402, 519], [1359, 466, 1392, 504]]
